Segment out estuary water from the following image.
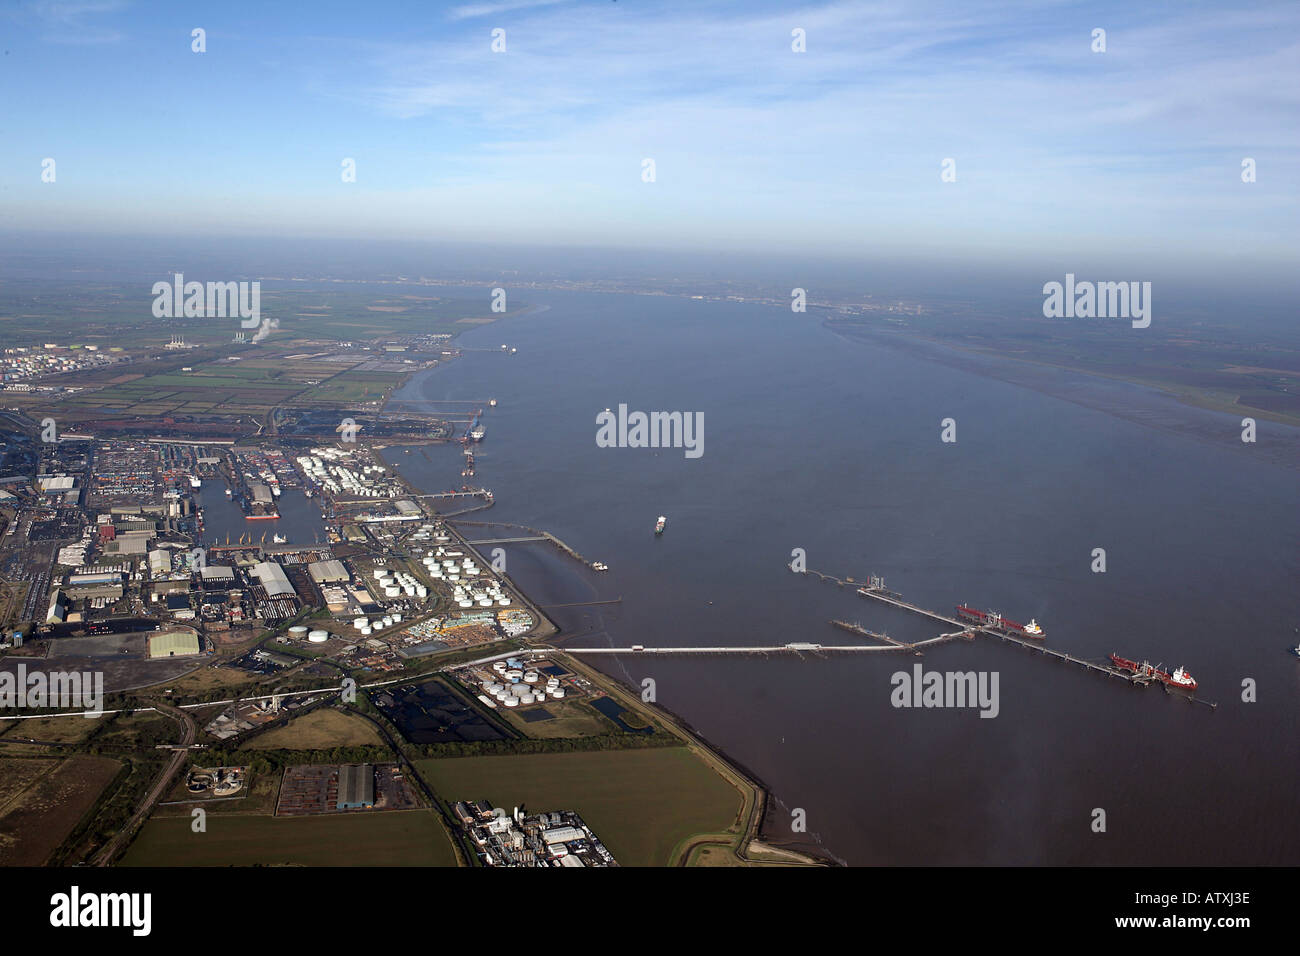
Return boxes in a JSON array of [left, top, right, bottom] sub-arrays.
[[391, 289, 1300, 866]]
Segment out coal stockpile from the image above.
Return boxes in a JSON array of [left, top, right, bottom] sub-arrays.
[[375, 680, 510, 745]]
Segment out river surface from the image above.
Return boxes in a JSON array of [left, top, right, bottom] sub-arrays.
[[388, 289, 1299, 866]]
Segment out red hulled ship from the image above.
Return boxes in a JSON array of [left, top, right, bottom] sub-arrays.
[[1109, 653, 1197, 690], [955, 605, 1045, 639]]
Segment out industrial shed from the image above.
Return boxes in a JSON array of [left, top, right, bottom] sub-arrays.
[[200, 564, 236, 584], [307, 559, 349, 585], [149, 631, 202, 658], [337, 764, 375, 810], [252, 561, 294, 597]]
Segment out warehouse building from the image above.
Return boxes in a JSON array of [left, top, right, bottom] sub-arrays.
[[252, 561, 294, 597], [307, 558, 349, 585], [200, 564, 237, 585], [149, 630, 202, 658], [337, 764, 375, 810]]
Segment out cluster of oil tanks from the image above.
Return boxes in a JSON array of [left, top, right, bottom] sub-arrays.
[[483, 659, 566, 707], [288, 624, 331, 644], [420, 547, 511, 609], [372, 564, 427, 600], [422, 548, 475, 582], [351, 612, 402, 636], [297, 449, 390, 497]]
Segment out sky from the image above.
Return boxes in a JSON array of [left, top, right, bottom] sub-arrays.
[[1, 0, 1297, 274]]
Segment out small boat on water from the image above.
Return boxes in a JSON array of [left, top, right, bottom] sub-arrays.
[[654, 515, 666, 535]]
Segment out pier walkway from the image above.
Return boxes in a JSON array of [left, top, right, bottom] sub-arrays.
[[804, 566, 1217, 707], [467, 536, 546, 544], [548, 643, 911, 656]]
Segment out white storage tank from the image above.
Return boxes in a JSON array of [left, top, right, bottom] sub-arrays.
[[353, 617, 369, 630], [520, 693, 535, 705], [360, 626, 373, 636], [523, 672, 539, 683], [307, 630, 329, 643], [549, 688, 565, 699], [288, 625, 309, 636], [492, 661, 507, 672], [503, 696, 518, 707]]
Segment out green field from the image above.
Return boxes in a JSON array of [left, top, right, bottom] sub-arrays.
[[121, 809, 457, 866], [416, 747, 743, 866]]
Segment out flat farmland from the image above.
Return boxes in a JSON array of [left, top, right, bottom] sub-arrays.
[[0, 714, 100, 745], [63, 356, 365, 415], [247, 708, 385, 750], [121, 809, 457, 866], [296, 370, 407, 405], [0, 755, 122, 866], [416, 748, 744, 866]]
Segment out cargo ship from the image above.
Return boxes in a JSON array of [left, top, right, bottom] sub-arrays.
[[955, 605, 1045, 639], [654, 515, 666, 535], [1108, 654, 1197, 690], [461, 412, 485, 443]]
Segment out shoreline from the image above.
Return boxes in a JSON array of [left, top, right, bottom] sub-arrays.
[[381, 353, 828, 865]]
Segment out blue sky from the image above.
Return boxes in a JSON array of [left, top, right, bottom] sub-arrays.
[[2, 0, 1297, 271]]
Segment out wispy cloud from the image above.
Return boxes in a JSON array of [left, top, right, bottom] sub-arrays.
[[447, 0, 574, 21], [25, 0, 127, 44], [4, 0, 1297, 265]]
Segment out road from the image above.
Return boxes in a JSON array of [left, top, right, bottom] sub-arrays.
[[92, 700, 197, 866]]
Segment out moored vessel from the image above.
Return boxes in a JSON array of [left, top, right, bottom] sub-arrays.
[[1109, 653, 1197, 690], [955, 604, 1045, 639], [654, 515, 666, 535]]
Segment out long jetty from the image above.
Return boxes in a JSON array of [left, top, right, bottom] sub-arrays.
[[450, 519, 592, 566], [806, 567, 1217, 708], [549, 643, 917, 656]]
